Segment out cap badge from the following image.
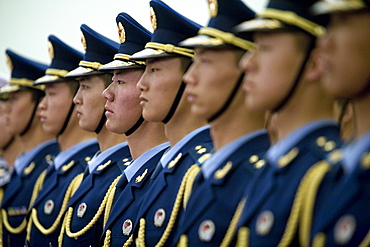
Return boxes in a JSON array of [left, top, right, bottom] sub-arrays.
[[154, 208, 166, 227], [334, 215, 356, 245], [198, 220, 215, 242], [77, 203, 87, 218], [5, 54, 13, 71], [256, 210, 274, 236], [150, 7, 158, 30], [44, 199, 54, 215], [47, 41, 55, 60], [208, 0, 218, 18], [118, 22, 126, 44], [122, 219, 133, 235], [81, 31, 87, 51]]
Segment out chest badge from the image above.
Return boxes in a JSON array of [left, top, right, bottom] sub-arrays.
[[198, 220, 215, 242], [77, 203, 87, 218], [256, 210, 274, 236], [122, 219, 133, 236], [44, 199, 54, 215], [154, 208, 166, 227], [334, 215, 356, 245]]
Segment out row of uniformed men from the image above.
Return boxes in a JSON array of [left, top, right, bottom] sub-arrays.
[[0, 0, 369, 246]]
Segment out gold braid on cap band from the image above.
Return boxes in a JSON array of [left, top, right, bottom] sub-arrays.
[[45, 68, 69, 77], [145, 42, 194, 58], [79, 61, 103, 70], [114, 54, 146, 65], [258, 9, 326, 37], [7, 79, 45, 91], [198, 27, 255, 51]]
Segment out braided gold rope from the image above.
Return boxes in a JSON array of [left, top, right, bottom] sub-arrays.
[[236, 227, 249, 247], [220, 198, 247, 247], [277, 164, 316, 246], [154, 165, 198, 247], [137, 218, 146, 247], [29, 173, 84, 236], [103, 175, 122, 228], [103, 229, 112, 247], [359, 229, 370, 247], [183, 165, 201, 209], [145, 42, 194, 58], [58, 211, 68, 247], [177, 234, 188, 247], [29, 170, 47, 210], [299, 161, 331, 247], [312, 232, 325, 247], [1, 209, 27, 234], [123, 234, 134, 247], [64, 175, 122, 239]]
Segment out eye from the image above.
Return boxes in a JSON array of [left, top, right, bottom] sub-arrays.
[[150, 68, 159, 73], [80, 84, 89, 90], [117, 80, 125, 85]]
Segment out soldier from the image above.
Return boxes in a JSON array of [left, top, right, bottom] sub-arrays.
[[230, 0, 343, 245], [0, 86, 23, 187], [171, 0, 270, 246], [0, 50, 60, 246], [298, 1, 370, 246], [26, 35, 99, 247], [56, 23, 132, 247], [99, 12, 170, 247], [122, 1, 213, 246]]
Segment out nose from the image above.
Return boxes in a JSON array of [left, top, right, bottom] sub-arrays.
[[103, 83, 113, 102], [73, 87, 82, 105], [137, 70, 148, 92], [239, 51, 255, 73], [182, 63, 196, 85]]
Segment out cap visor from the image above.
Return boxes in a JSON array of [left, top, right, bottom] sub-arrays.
[[99, 59, 145, 71]]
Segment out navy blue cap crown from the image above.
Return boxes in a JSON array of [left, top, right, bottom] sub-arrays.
[[0, 49, 48, 94], [130, 0, 201, 60], [312, 0, 369, 15], [179, 0, 255, 50], [234, 0, 327, 37], [34, 35, 83, 85], [66, 24, 119, 77], [100, 13, 152, 71]]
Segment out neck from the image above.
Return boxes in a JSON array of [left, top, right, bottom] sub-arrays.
[[210, 97, 265, 151], [58, 121, 96, 151], [2, 136, 24, 169], [352, 93, 370, 138], [165, 107, 207, 146], [20, 121, 55, 152], [274, 80, 335, 140], [126, 121, 168, 160], [97, 126, 127, 152]]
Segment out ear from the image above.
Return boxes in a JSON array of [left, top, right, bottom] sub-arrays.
[[303, 47, 323, 82]]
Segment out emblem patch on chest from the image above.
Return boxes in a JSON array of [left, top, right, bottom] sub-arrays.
[[44, 199, 54, 215], [154, 208, 166, 227], [122, 219, 133, 236], [198, 220, 215, 242], [77, 203, 87, 218]]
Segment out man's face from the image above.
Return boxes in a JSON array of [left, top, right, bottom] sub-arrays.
[[137, 57, 184, 122], [0, 100, 14, 148], [73, 75, 106, 132], [38, 82, 74, 135], [6, 90, 35, 136], [239, 31, 306, 111], [183, 48, 243, 120], [103, 69, 144, 134], [318, 11, 370, 99]]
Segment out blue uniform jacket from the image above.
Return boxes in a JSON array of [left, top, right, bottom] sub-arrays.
[[132, 127, 213, 246], [236, 124, 342, 247], [308, 144, 370, 246], [61, 144, 132, 247], [100, 144, 169, 247], [173, 131, 270, 246], [1, 141, 59, 247], [27, 140, 99, 247]]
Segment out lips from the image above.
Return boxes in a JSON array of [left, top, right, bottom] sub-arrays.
[[185, 89, 196, 103], [105, 104, 114, 116], [139, 95, 148, 106]]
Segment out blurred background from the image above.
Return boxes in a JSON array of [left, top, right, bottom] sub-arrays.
[[0, 0, 267, 80]]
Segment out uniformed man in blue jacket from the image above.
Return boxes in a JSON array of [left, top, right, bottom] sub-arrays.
[[58, 23, 132, 247], [0, 50, 59, 246], [26, 35, 99, 247], [172, 0, 270, 246]]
